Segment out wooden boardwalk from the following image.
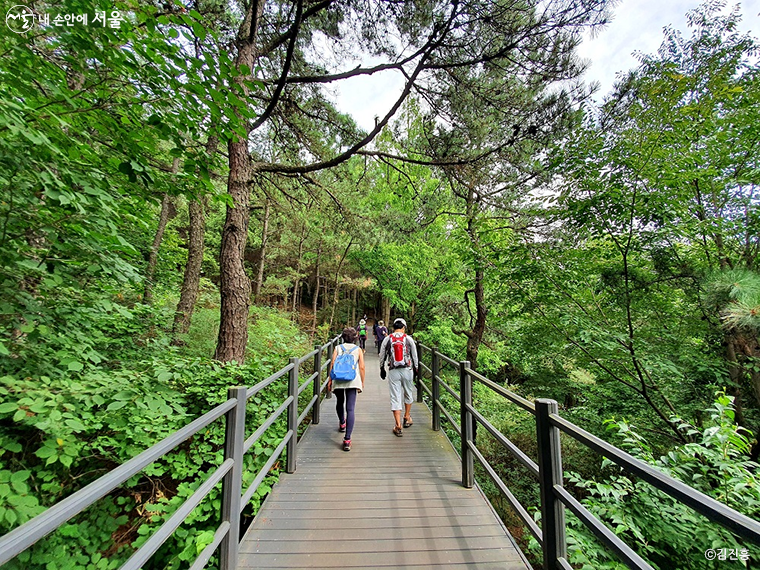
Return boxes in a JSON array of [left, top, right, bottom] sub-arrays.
[[238, 346, 530, 569]]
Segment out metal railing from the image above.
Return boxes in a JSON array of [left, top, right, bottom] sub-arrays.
[[416, 342, 760, 570], [0, 336, 341, 570]]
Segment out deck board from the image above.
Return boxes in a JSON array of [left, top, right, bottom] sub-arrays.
[[237, 345, 529, 569]]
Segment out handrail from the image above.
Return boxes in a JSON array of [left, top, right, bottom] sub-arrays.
[[243, 397, 292, 454], [0, 335, 341, 570], [120, 458, 235, 570], [0, 397, 237, 566], [438, 352, 461, 368], [240, 431, 293, 509], [467, 441, 542, 544], [437, 374, 461, 403], [416, 345, 760, 570], [246, 363, 293, 399], [466, 403, 539, 478], [550, 412, 760, 544], [466, 366, 535, 414], [553, 484, 652, 570], [299, 370, 319, 395], [298, 348, 319, 364]]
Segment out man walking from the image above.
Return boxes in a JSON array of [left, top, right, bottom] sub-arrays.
[[379, 318, 418, 437]]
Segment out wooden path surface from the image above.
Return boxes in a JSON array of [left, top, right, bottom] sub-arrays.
[[238, 343, 530, 569]]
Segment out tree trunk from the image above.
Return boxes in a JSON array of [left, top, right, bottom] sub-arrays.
[[466, 267, 487, 368], [144, 182, 176, 304], [292, 223, 307, 312], [311, 240, 322, 337], [464, 187, 487, 369], [172, 199, 206, 335], [252, 198, 270, 302], [328, 239, 353, 330], [329, 282, 340, 331], [382, 296, 390, 326], [351, 287, 357, 325], [172, 137, 217, 338], [215, 143, 254, 362], [214, 3, 262, 363]]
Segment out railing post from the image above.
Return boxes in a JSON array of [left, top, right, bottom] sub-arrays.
[[431, 347, 440, 431], [313, 344, 322, 425], [536, 399, 566, 570], [460, 360, 473, 488], [415, 339, 423, 403], [219, 386, 246, 570], [286, 357, 299, 474]]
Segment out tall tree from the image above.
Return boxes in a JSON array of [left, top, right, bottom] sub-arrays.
[[172, 135, 219, 337], [213, 0, 614, 362], [526, 1, 760, 439]]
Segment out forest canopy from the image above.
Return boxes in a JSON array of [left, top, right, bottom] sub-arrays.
[[1, 0, 759, 568]]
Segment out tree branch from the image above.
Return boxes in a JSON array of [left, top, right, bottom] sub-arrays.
[[249, 0, 304, 131]]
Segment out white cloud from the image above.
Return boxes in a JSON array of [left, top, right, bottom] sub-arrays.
[[335, 69, 405, 132], [576, 0, 760, 99]]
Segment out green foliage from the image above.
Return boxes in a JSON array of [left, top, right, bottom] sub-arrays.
[[414, 320, 466, 361], [0, 295, 311, 568], [704, 269, 760, 332], [551, 394, 760, 569]]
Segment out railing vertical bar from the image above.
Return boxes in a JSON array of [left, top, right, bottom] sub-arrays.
[[415, 339, 423, 403], [536, 399, 566, 570], [313, 343, 322, 425], [432, 347, 441, 432], [286, 357, 299, 473], [460, 360, 473, 488], [219, 386, 246, 570]]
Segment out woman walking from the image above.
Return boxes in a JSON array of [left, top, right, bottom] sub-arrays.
[[327, 327, 366, 451]]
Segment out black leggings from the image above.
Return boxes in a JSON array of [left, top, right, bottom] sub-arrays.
[[358, 335, 366, 350], [335, 388, 358, 440]]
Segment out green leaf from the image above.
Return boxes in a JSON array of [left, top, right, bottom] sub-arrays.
[[35, 446, 55, 459], [5, 509, 17, 526], [191, 22, 206, 42], [157, 371, 172, 382], [65, 419, 86, 431]]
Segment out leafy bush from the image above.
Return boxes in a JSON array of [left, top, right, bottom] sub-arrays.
[[0, 297, 314, 569]]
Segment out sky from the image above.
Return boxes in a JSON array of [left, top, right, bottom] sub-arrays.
[[334, 0, 760, 131], [575, 0, 760, 100]]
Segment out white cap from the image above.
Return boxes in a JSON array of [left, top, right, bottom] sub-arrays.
[[393, 318, 407, 328]]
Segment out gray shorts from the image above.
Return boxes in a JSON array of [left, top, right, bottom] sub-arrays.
[[388, 367, 414, 410]]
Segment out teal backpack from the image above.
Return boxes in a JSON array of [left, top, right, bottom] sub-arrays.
[[330, 345, 358, 381]]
